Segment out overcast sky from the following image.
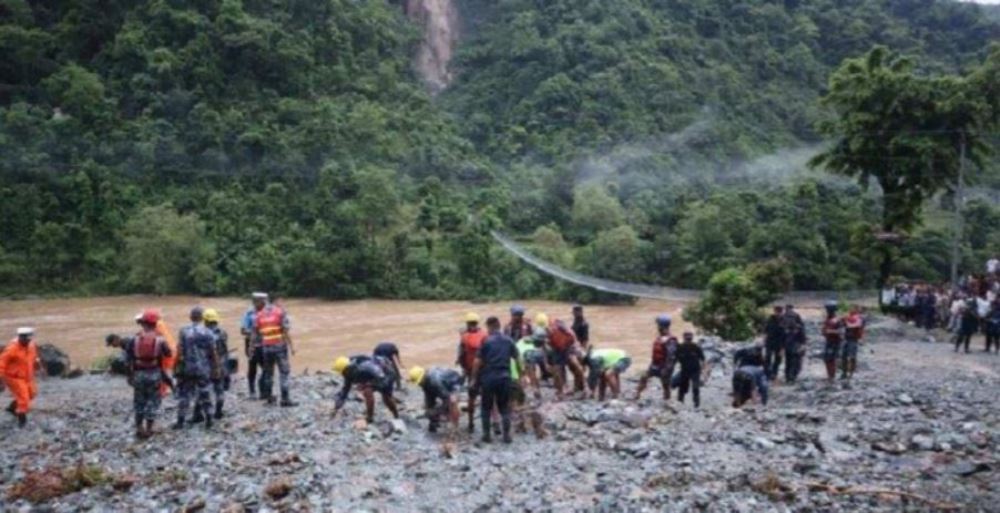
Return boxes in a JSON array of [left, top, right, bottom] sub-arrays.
[[962, 0, 1000, 4]]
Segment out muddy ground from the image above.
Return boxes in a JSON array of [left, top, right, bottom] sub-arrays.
[[0, 314, 997, 512]]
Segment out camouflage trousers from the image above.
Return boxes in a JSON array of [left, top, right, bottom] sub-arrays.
[[177, 376, 211, 419], [212, 375, 229, 403], [260, 345, 291, 399], [133, 370, 162, 422]]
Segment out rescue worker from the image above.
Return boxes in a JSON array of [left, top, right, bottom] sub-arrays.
[[153, 313, 178, 397], [256, 297, 297, 406], [955, 300, 979, 353], [986, 301, 1000, 354], [571, 305, 590, 352], [634, 315, 678, 402], [733, 344, 765, 368], [0, 327, 40, 427], [582, 347, 631, 401], [174, 307, 220, 430], [409, 366, 462, 433], [539, 313, 585, 400], [332, 355, 399, 423], [373, 342, 404, 391], [675, 332, 705, 408], [516, 331, 547, 400], [204, 309, 230, 419], [782, 308, 806, 383], [842, 306, 864, 380], [456, 312, 486, 432], [126, 311, 171, 438], [763, 306, 785, 380], [732, 364, 769, 408], [242, 292, 267, 398], [471, 317, 520, 444], [504, 305, 533, 341], [821, 301, 843, 382]]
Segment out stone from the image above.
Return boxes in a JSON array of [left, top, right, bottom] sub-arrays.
[[37, 343, 71, 377], [265, 477, 293, 500], [911, 434, 935, 451]]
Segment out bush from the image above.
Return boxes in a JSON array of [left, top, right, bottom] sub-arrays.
[[684, 259, 790, 340]]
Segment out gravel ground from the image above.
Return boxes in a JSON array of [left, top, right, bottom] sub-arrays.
[[1, 316, 997, 512]]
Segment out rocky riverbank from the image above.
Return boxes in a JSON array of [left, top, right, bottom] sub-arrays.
[[1, 318, 997, 512]]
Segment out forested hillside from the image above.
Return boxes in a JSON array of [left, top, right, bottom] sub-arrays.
[[0, 0, 997, 299]]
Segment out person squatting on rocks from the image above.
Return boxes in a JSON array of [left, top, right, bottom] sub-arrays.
[[634, 315, 678, 402], [782, 305, 806, 383], [409, 366, 462, 434], [333, 354, 399, 423], [516, 331, 548, 400], [174, 307, 220, 430], [0, 327, 40, 427], [763, 306, 785, 380], [242, 292, 267, 399], [675, 332, 706, 408], [373, 341, 405, 392], [256, 296, 297, 407], [821, 301, 844, 383], [538, 313, 586, 400], [732, 345, 768, 408], [204, 309, 230, 419], [582, 347, 631, 401], [127, 311, 172, 439], [456, 312, 487, 432], [842, 305, 865, 380], [471, 316, 521, 444]]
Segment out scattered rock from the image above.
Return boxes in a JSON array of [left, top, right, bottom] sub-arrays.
[[265, 476, 293, 500], [38, 343, 72, 377]]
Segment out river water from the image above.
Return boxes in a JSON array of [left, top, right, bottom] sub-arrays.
[[0, 296, 696, 373]]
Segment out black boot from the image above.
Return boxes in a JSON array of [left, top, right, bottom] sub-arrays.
[[191, 407, 205, 423], [172, 414, 185, 430], [17, 413, 26, 427], [214, 401, 224, 419], [203, 406, 213, 430], [6, 401, 16, 416], [280, 392, 298, 407]]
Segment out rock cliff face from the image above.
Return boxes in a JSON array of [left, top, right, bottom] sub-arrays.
[[404, 0, 459, 94]]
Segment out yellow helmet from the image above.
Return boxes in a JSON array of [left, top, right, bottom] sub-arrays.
[[203, 308, 220, 323], [464, 312, 480, 324], [534, 313, 549, 327], [408, 366, 426, 385], [332, 356, 350, 374]]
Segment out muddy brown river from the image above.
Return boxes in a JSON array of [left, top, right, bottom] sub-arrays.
[[0, 296, 704, 373]]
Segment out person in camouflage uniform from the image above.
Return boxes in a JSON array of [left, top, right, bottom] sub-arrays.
[[174, 307, 220, 430], [126, 310, 172, 439], [204, 309, 230, 420]]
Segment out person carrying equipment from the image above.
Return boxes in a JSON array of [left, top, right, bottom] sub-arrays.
[[333, 355, 399, 423], [127, 312, 172, 438], [409, 366, 463, 433], [204, 309, 231, 419], [174, 307, 220, 430], [842, 306, 865, 380], [456, 312, 487, 432], [635, 315, 678, 402], [821, 301, 843, 382], [0, 327, 40, 428], [582, 347, 631, 401], [539, 313, 585, 400], [373, 342, 405, 391]]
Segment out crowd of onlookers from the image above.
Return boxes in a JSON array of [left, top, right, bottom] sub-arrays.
[[882, 256, 1000, 352]]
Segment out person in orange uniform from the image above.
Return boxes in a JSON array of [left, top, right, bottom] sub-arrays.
[[0, 327, 40, 427], [155, 316, 178, 396], [456, 312, 487, 433]]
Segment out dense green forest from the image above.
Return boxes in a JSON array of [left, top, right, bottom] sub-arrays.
[[0, 0, 998, 299]]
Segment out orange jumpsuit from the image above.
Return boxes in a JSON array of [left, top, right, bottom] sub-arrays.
[[0, 340, 38, 414], [156, 319, 178, 396]]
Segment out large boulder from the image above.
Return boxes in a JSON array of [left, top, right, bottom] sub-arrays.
[[37, 343, 72, 377]]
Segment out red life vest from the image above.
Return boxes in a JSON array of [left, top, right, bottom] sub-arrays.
[[822, 317, 843, 343], [460, 328, 487, 371], [257, 306, 286, 346], [548, 321, 576, 352], [651, 335, 677, 366], [133, 332, 161, 370]]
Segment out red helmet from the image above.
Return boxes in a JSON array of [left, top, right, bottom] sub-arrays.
[[140, 309, 161, 325]]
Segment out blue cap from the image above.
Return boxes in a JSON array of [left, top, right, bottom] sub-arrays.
[[511, 305, 526, 315], [656, 315, 672, 326], [824, 300, 838, 309]]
